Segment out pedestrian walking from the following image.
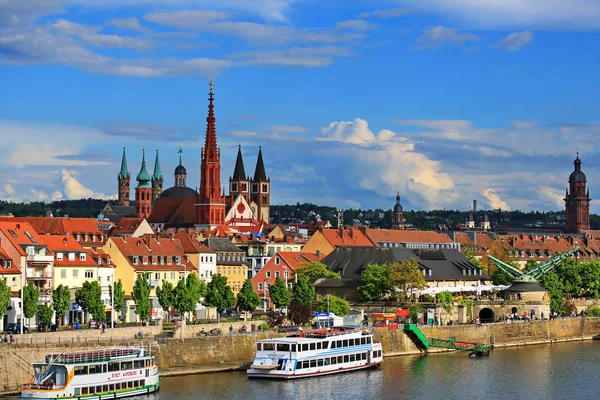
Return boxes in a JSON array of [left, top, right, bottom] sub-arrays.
[[101, 323, 106, 334], [10, 334, 14, 344], [229, 325, 233, 336]]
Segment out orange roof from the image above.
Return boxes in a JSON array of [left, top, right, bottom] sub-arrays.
[[43, 235, 97, 267], [12, 217, 105, 246], [111, 217, 147, 235], [0, 247, 21, 274], [173, 231, 213, 254], [321, 228, 375, 248], [278, 252, 323, 270], [365, 229, 452, 245], [109, 236, 196, 272], [0, 221, 49, 256]]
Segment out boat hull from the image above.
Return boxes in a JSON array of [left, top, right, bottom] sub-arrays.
[[21, 381, 160, 399], [247, 361, 381, 379]]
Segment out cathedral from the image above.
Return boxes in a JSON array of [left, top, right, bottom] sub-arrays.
[[116, 82, 271, 231], [564, 152, 591, 233]]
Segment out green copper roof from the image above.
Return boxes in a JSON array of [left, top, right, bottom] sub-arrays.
[[118, 147, 130, 179], [136, 148, 152, 188], [152, 150, 163, 181]]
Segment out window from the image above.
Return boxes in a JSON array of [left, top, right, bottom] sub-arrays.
[[275, 257, 280, 265], [26, 246, 34, 256], [258, 283, 263, 291], [61, 269, 66, 278], [231, 182, 238, 192], [132, 256, 139, 265], [266, 271, 271, 278], [85, 270, 93, 279], [56, 252, 63, 261], [68, 252, 75, 261], [252, 183, 258, 193], [284, 271, 288, 279], [275, 271, 280, 278], [79, 253, 86, 261], [170, 272, 175, 280], [262, 184, 268, 192], [73, 270, 79, 278]]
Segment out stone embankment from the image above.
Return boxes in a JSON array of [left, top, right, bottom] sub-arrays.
[[1, 318, 599, 395]]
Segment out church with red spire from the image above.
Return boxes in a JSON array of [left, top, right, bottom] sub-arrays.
[[114, 82, 271, 232]]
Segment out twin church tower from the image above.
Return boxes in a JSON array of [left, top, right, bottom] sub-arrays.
[[116, 82, 271, 229]]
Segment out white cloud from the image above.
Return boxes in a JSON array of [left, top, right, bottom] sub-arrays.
[[510, 120, 537, 129], [539, 187, 564, 209], [492, 31, 534, 51], [482, 188, 510, 210], [335, 20, 375, 32], [51, 190, 64, 201], [3, 184, 16, 196], [110, 17, 146, 32], [61, 169, 112, 200], [143, 10, 229, 29], [229, 46, 354, 67], [357, 8, 416, 19], [414, 26, 479, 50]]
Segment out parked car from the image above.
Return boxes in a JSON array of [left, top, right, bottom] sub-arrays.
[[277, 325, 300, 333], [4, 323, 29, 334]]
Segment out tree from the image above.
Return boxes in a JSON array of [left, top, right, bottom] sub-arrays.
[[291, 276, 315, 306], [156, 280, 175, 319], [111, 279, 126, 315], [491, 269, 513, 286], [23, 282, 40, 324], [52, 284, 71, 328], [388, 259, 427, 302], [295, 262, 341, 285], [465, 250, 486, 273], [132, 273, 151, 322], [236, 279, 261, 319], [540, 272, 564, 313], [0, 279, 12, 317], [524, 260, 538, 272], [436, 291, 454, 312], [269, 277, 291, 310], [204, 274, 235, 322], [316, 295, 350, 317], [357, 263, 391, 301], [173, 273, 203, 317], [578, 261, 600, 299], [288, 302, 313, 326], [75, 281, 106, 321], [37, 303, 53, 327]]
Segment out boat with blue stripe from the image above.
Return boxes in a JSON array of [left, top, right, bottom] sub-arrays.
[[247, 327, 383, 379]]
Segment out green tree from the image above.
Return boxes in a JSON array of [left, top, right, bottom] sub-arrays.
[[540, 272, 564, 313], [295, 262, 341, 285], [23, 282, 40, 324], [111, 279, 126, 315], [316, 295, 350, 317], [269, 277, 291, 310], [52, 284, 71, 328], [388, 259, 427, 302], [173, 273, 203, 317], [132, 273, 151, 322], [37, 303, 53, 326], [491, 268, 513, 286], [357, 263, 391, 301], [436, 291, 454, 312], [465, 249, 483, 267], [524, 260, 538, 272], [236, 279, 261, 319], [578, 261, 600, 299], [75, 281, 106, 321], [555, 258, 582, 298], [156, 280, 175, 319], [204, 274, 235, 322], [291, 276, 315, 306], [0, 279, 12, 317]]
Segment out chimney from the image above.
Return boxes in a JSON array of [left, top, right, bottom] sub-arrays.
[[338, 227, 344, 238], [143, 234, 152, 249], [348, 228, 354, 239], [473, 200, 477, 215]]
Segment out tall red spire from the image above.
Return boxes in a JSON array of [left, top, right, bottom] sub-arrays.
[[196, 81, 226, 228]]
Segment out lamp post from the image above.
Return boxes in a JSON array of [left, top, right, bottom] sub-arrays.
[[20, 264, 24, 335], [263, 279, 267, 312], [111, 265, 115, 329]]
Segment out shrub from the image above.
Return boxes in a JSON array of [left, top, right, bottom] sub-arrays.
[[258, 323, 270, 331], [587, 305, 600, 317]]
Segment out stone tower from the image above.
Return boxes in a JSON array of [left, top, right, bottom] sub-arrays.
[[392, 192, 405, 229], [151, 150, 163, 205], [195, 81, 226, 228], [135, 147, 153, 219], [564, 152, 591, 233], [117, 147, 131, 206], [251, 146, 270, 223]]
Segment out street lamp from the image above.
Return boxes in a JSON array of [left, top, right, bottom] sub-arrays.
[[20, 263, 24, 335], [262, 279, 267, 312], [111, 264, 115, 329]]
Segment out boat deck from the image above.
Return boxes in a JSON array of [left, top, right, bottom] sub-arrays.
[[44, 348, 145, 364]]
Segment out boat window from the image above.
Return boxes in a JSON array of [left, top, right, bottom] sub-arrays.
[[324, 358, 330, 366], [337, 356, 343, 364], [128, 381, 134, 388], [103, 364, 108, 373], [116, 383, 121, 390], [74, 366, 88, 375], [350, 354, 355, 362], [134, 360, 144, 369], [361, 338, 366, 345], [108, 363, 120, 372], [291, 344, 296, 352], [121, 361, 133, 370], [89, 387, 95, 394], [344, 355, 349, 363], [303, 361, 310, 369], [82, 388, 88, 395], [331, 341, 336, 349], [75, 388, 80, 395], [109, 384, 114, 391], [96, 386, 102, 393], [296, 361, 302, 370], [331, 357, 337, 365], [103, 385, 108, 392], [367, 337, 371, 344], [277, 343, 290, 352], [310, 360, 316, 368], [363, 353, 368, 360], [322, 341, 329, 349], [141, 379, 145, 387], [348, 339, 354, 346], [337, 340, 342, 348], [89, 364, 102, 374], [316, 342, 321, 350], [310, 343, 315, 351], [302, 344, 308, 351], [343, 340, 348, 347], [263, 343, 274, 351], [145, 359, 150, 367], [317, 359, 323, 367], [256, 343, 262, 351]]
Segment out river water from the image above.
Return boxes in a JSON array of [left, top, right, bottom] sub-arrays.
[[12, 341, 600, 400]]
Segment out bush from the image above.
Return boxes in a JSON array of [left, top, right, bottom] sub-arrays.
[[258, 323, 269, 331], [420, 294, 434, 303], [587, 305, 600, 317]]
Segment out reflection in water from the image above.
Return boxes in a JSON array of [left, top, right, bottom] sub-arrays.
[[8, 342, 600, 400]]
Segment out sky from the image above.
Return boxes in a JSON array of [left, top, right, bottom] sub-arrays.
[[0, 0, 599, 213]]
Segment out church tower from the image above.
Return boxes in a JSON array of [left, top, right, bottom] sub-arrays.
[[195, 81, 226, 228], [229, 145, 250, 205], [135, 147, 153, 219], [151, 150, 163, 205], [117, 147, 131, 206], [250, 146, 270, 223], [565, 152, 591, 233], [392, 192, 405, 229], [174, 147, 187, 188]]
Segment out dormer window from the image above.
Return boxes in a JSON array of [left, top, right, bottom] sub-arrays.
[[152, 257, 157, 265], [92, 236, 96, 242], [75, 234, 80, 241], [68, 253, 75, 261], [175, 256, 181, 265], [97, 258, 102, 266], [132, 256, 139, 265], [56, 252, 63, 261], [79, 253, 86, 261]]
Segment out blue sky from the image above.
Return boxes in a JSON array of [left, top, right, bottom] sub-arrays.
[[1, 0, 599, 212]]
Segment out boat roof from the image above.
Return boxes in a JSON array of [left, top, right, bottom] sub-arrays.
[[257, 329, 366, 343], [44, 347, 147, 364]]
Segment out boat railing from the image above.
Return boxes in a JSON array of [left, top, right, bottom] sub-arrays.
[[22, 383, 66, 390], [45, 348, 144, 364]]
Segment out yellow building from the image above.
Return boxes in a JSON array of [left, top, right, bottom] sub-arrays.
[[102, 235, 196, 322], [0, 247, 22, 293], [203, 237, 247, 293]]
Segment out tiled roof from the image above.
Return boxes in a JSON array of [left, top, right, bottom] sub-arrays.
[[43, 235, 97, 267], [109, 236, 196, 272], [365, 229, 452, 245], [0, 221, 50, 256], [278, 252, 322, 270], [203, 237, 245, 253], [0, 247, 21, 274], [321, 228, 376, 248], [173, 231, 214, 254], [111, 217, 147, 235], [88, 249, 114, 269], [147, 196, 197, 228], [10, 217, 105, 247]]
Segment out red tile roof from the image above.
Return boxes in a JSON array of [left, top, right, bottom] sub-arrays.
[[111, 217, 148, 235], [147, 196, 197, 228], [278, 252, 323, 270], [109, 236, 196, 272], [321, 228, 375, 248], [0, 221, 50, 256], [43, 235, 97, 267], [365, 229, 452, 245], [173, 231, 214, 254], [0, 247, 21, 274], [11, 217, 105, 247]]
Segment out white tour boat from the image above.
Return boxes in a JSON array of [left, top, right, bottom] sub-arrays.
[[247, 328, 383, 379], [21, 347, 160, 399]]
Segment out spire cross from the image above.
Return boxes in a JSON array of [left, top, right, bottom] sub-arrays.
[[178, 147, 183, 165], [142, 146, 146, 161], [209, 81, 214, 94]]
